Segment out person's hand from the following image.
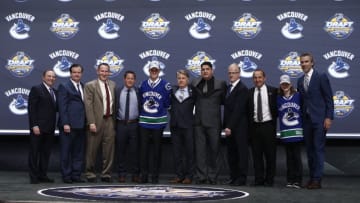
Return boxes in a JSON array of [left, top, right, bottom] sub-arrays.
[[32, 126, 40, 136], [64, 125, 71, 133], [224, 128, 231, 136], [89, 124, 97, 133], [324, 118, 332, 131]]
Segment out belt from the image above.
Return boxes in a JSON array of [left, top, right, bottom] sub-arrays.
[[117, 119, 139, 124], [103, 115, 112, 119], [254, 120, 272, 125]]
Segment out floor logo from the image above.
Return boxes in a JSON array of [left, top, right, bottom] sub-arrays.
[[39, 185, 248, 201]]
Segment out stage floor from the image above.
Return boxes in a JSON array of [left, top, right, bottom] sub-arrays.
[[0, 171, 359, 203]]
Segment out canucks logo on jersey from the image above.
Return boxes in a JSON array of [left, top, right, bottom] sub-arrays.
[[324, 13, 354, 40], [140, 13, 170, 39], [278, 51, 302, 78], [186, 51, 216, 77], [282, 108, 300, 127], [50, 13, 80, 39], [333, 91, 355, 118], [232, 13, 262, 39], [5, 88, 30, 115], [6, 51, 34, 77], [95, 51, 124, 78]]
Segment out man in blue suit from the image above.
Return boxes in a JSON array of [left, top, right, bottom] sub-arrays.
[[297, 53, 334, 189], [57, 64, 86, 183]]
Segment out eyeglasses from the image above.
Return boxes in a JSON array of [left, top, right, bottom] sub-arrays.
[[228, 72, 239, 75]]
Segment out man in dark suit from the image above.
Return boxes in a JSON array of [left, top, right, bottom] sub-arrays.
[[57, 64, 86, 183], [84, 63, 116, 183], [249, 69, 277, 187], [169, 69, 195, 184], [223, 63, 249, 186], [191, 61, 227, 184], [28, 70, 57, 184], [115, 70, 141, 183], [297, 53, 334, 189]]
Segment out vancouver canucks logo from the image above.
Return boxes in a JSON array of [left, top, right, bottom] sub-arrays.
[[323, 50, 354, 79], [6, 51, 35, 77], [333, 91, 355, 118], [282, 108, 300, 126], [5, 12, 35, 40], [231, 50, 262, 78], [144, 96, 159, 113], [277, 12, 308, 39], [140, 13, 170, 39], [94, 12, 124, 39], [324, 13, 354, 40], [139, 49, 170, 77], [95, 51, 124, 78], [50, 13, 80, 39], [185, 11, 216, 39], [49, 50, 80, 77], [186, 51, 216, 77], [5, 88, 30, 115], [278, 52, 302, 78], [232, 13, 262, 39]]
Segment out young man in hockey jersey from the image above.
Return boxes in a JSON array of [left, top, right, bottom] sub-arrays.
[[138, 61, 172, 184]]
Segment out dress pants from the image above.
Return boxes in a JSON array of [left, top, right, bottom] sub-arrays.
[[59, 128, 86, 181], [139, 127, 164, 179], [116, 122, 139, 178], [28, 132, 54, 181], [194, 126, 221, 182], [303, 115, 326, 182], [85, 117, 115, 179], [226, 130, 249, 184], [170, 127, 195, 180], [250, 121, 277, 185]]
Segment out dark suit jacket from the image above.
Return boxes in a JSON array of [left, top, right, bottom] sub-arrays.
[[191, 77, 226, 128], [114, 85, 141, 120], [57, 80, 86, 129], [169, 85, 195, 128], [248, 84, 278, 126], [297, 69, 334, 124], [28, 83, 57, 134], [223, 80, 249, 134]]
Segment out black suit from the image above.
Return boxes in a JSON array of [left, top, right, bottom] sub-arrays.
[[191, 77, 226, 183], [248, 85, 277, 185], [28, 83, 57, 182], [223, 80, 249, 185], [170, 85, 195, 180]]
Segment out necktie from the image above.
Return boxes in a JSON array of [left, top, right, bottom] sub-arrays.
[[77, 83, 82, 99], [227, 84, 232, 97], [304, 75, 309, 92], [104, 82, 110, 117], [203, 80, 208, 94], [49, 87, 56, 102], [257, 87, 263, 122], [124, 88, 130, 121], [179, 89, 185, 102]]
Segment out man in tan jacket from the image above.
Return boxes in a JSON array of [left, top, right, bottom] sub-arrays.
[[84, 63, 116, 182]]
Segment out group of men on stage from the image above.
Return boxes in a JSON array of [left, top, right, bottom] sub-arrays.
[[27, 52, 333, 190]]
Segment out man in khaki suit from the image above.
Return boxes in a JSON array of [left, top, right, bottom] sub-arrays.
[[84, 63, 116, 182]]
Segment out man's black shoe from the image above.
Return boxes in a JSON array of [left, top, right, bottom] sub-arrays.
[[63, 179, 73, 184], [101, 177, 112, 183], [38, 177, 54, 183], [195, 179, 207, 184], [87, 177, 97, 183], [72, 178, 85, 183]]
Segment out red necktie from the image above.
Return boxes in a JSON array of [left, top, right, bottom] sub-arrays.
[[104, 82, 110, 117]]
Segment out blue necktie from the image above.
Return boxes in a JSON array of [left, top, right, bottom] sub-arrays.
[[49, 87, 56, 102]]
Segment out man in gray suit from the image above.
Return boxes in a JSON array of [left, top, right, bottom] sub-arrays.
[[84, 63, 116, 183], [191, 61, 226, 184]]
